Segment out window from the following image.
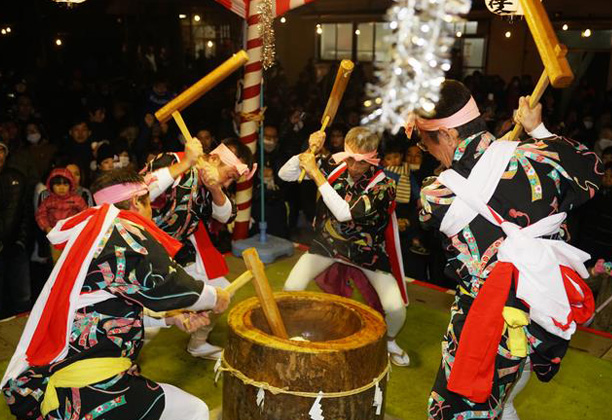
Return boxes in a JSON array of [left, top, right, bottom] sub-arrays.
[[318, 21, 392, 62], [451, 21, 487, 76], [180, 11, 241, 59], [320, 23, 353, 61], [357, 22, 374, 61], [374, 22, 392, 62]]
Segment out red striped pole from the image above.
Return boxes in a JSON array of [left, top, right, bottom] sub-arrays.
[[233, 0, 263, 240]]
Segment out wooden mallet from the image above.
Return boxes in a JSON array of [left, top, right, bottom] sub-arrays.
[[298, 59, 355, 183], [154, 50, 250, 147], [241, 247, 289, 339], [507, 0, 574, 140], [150, 268, 255, 329]]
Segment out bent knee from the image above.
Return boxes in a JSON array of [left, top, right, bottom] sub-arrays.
[[190, 398, 209, 420]]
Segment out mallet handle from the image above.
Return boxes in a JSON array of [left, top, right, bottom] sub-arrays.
[[508, 70, 550, 141], [155, 50, 249, 123], [151, 269, 254, 319], [297, 116, 331, 183], [172, 111, 193, 143], [224, 270, 254, 295], [298, 60, 354, 183], [242, 248, 289, 339]]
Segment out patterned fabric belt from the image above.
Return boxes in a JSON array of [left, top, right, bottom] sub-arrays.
[[41, 357, 132, 416]]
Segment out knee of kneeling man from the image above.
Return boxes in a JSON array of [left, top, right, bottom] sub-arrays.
[[192, 399, 209, 420]]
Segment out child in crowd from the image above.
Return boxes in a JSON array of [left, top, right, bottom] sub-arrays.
[[65, 161, 94, 206], [382, 142, 429, 259], [35, 168, 88, 261], [95, 142, 116, 172]]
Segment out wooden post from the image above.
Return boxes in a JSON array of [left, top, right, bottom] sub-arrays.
[[241, 248, 289, 339]]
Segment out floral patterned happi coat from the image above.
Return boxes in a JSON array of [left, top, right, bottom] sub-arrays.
[[2, 216, 205, 420], [310, 157, 397, 274], [145, 153, 236, 265], [421, 131, 602, 419]]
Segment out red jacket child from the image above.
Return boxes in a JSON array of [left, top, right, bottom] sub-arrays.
[[35, 168, 88, 232]]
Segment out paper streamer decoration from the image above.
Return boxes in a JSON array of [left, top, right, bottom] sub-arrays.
[[257, 387, 265, 409], [363, 0, 472, 134], [373, 380, 383, 415], [309, 391, 324, 420], [214, 357, 223, 383]]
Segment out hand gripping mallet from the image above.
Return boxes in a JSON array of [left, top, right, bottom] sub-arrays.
[[507, 0, 574, 140], [298, 59, 355, 183]]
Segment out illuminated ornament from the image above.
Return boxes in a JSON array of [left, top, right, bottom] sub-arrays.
[[364, 0, 473, 134], [51, 0, 88, 6]]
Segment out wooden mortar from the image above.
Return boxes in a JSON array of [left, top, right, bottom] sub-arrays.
[[223, 291, 388, 420]]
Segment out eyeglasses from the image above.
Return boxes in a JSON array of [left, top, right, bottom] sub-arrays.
[[416, 141, 428, 152]]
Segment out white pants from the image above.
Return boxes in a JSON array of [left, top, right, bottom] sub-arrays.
[[184, 263, 230, 348], [500, 361, 532, 420], [159, 382, 209, 420], [284, 252, 406, 337]]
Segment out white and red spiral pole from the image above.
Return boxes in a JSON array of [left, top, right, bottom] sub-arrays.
[[233, 0, 263, 240]]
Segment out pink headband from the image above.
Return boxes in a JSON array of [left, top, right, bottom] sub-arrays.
[[332, 143, 381, 166], [93, 182, 148, 205], [405, 96, 481, 138], [210, 143, 257, 180]]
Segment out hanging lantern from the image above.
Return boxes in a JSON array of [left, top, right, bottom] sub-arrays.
[[485, 0, 524, 16]]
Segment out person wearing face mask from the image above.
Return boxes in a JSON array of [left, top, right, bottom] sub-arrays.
[[10, 122, 57, 189], [142, 136, 255, 360], [594, 127, 612, 158], [416, 80, 601, 420], [578, 114, 597, 148], [252, 125, 290, 239], [279, 127, 411, 367]]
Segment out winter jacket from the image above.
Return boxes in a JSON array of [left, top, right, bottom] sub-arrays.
[[0, 166, 31, 252], [35, 168, 88, 232]]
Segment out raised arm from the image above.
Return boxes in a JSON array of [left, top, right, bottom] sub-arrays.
[[278, 131, 326, 182], [146, 137, 203, 201]]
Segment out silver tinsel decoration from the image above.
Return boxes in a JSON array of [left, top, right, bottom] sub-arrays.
[[364, 0, 472, 133]]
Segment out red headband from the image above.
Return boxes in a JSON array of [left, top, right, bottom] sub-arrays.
[[405, 96, 481, 138]]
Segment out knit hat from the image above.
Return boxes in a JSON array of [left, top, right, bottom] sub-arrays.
[[96, 142, 115, 165]]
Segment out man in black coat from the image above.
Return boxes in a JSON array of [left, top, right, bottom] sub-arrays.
[[0, 140, 32, 318]]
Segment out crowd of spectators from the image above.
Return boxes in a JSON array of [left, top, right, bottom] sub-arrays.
[[1, 51, 611, 330]]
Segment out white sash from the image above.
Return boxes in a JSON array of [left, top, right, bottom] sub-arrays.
[[438, 141, 590, 339]]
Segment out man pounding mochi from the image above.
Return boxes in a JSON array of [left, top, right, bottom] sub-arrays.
[[415, 80, 601, 419], [2, 169, 229, 420], [141, 136, 255, 360], [279, 127, 410, 366]]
